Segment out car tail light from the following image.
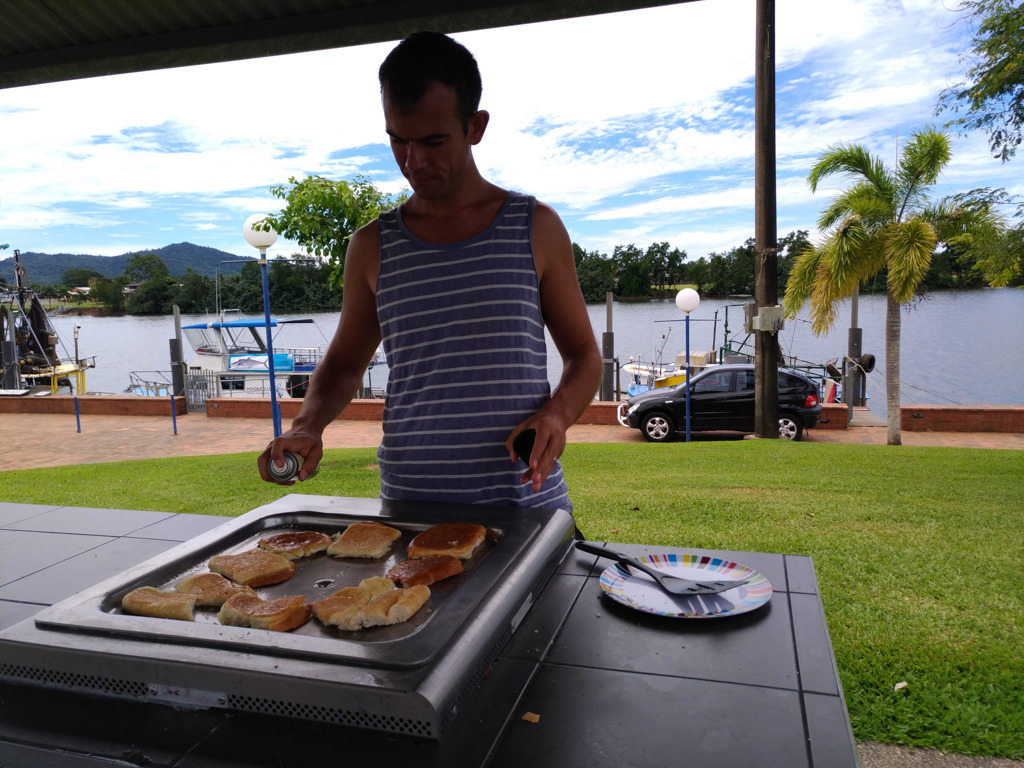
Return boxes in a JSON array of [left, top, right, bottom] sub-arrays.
[[804, 394, 819, 407]]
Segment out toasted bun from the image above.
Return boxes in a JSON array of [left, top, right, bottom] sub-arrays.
[[357, 585, 431, 628], [208, 549, 295, 587], [407, 523, 486, 560], [313, 577, 398, 629], [327, 521, 402, 559], [258, 530, 331, 560], [386, 555, 463, 587], [217, 593, 311, 632], [122, 586, 196, 622], [175, 572, 257, 607]]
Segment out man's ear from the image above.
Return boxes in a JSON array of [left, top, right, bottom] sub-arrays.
[[467, 110, 489, 145]]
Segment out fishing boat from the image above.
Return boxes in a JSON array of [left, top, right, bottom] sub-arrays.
[[1, 247, 96, 396], [128, 311, 329, 408]]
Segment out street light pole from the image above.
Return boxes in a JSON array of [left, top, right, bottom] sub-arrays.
[[243, 214, 282, 438], [676, 288, 701, 443]]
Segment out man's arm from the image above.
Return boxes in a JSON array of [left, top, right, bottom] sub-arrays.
[[507, 201, 602, 491], [258, 222, 383, 484]]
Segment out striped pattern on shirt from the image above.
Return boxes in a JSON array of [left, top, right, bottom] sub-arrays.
[[375, 192, 571, 510]]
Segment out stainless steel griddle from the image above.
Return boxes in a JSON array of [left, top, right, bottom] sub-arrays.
[[0, 495, 575, 739]]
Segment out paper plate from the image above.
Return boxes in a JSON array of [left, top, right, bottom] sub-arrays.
[[598, 553, 772, 618]]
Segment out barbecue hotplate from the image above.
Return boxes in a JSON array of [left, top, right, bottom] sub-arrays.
[[0, 495, 575, 739]]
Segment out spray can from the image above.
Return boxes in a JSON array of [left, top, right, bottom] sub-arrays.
[[267, 452, 317, 483]]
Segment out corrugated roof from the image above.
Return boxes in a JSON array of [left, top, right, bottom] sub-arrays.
[[1, 0, 691, 90]]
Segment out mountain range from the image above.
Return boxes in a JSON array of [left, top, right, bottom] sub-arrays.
[[0, 242, 257, 287]]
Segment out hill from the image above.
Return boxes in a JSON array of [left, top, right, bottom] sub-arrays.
[[0, 243, 257, 287]]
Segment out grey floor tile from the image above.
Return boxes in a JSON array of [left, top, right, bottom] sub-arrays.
[[0, 503, 61, 528], [0, 536, 177, 604], [0, 599, 45, 631], [0, 530, 113, 587], [4, 506, 172, 536], [130, 513, 230, 542]]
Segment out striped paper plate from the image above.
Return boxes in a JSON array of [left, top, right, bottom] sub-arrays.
[[598, 553, 772, 618]]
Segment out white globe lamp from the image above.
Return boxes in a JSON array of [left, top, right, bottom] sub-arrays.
[[243, 214, 278, 253], [244, 214, 282, 436]]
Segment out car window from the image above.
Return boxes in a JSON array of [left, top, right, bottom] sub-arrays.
[[693, 371, 732, 394], [740, 371, 756, 391], [779, 373, 805, 391]]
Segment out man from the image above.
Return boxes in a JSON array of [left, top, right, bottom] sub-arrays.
[[259, 32, 601, 511]]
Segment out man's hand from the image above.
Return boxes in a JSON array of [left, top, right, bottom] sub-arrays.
[[257, 428, 325, 485], [507, 415, 567, 493]]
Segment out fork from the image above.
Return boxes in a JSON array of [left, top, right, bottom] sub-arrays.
[[575, 541, 752, 595]]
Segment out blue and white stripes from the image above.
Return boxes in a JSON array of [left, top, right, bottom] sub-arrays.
[[375, 193, 571, 510]]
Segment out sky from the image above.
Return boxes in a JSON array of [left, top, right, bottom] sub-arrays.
[[1, 0, 1021, 266]]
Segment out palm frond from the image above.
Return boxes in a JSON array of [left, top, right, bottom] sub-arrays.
[[807, 142, 892, 195], [894, 126, 952, 220], [817, 183, 893, 230], [782, 245, 822, 317], [884, 218, 937, 302]]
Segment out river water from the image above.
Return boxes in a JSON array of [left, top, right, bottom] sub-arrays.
[[49, 288, 1023, 416]]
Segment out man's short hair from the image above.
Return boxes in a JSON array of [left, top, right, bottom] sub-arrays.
[[379, 31, 482, 132]]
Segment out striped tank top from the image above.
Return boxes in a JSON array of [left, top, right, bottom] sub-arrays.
[[375, 192, 572, 511]]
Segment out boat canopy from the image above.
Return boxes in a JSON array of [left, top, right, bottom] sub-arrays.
[[181, 318, 314, 330]]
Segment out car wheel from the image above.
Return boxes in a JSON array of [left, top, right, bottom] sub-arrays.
[[640, 412, 676, 442], [778, 413, 803, 441]]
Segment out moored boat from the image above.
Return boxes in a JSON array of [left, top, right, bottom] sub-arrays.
[[1, 247, 96, 396]]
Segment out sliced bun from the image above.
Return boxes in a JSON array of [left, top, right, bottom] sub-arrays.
[[327, 521, 402, 559], [314, 577, 429, 631], [175, 572, 257, 607], [386, 555, 463, 587], [217, 593, 311, 632], [357, 585, 431, 628], [407, 523, 486, 560], [208, 548, 295, 587], [122, 586, 196, 621], [258, 530, 331, 560], [312, 577, 395, 628]]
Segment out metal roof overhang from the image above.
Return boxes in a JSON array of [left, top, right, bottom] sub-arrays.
[[0, 0, 696, 91]]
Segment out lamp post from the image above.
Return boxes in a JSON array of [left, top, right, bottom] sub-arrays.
[[243, 214, 282, 438], [675, 288, 701, 443]]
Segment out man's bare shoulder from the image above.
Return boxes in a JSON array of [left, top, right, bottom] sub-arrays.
[[344, 219, 382, 288]]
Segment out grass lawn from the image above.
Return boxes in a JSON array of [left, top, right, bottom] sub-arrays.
[[2, 440, 1022, 758]]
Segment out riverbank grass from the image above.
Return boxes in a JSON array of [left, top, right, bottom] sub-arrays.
[[2, 441, 1021, 759]]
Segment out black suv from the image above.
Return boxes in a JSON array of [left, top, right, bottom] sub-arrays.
[[620, 364, 822, 442]]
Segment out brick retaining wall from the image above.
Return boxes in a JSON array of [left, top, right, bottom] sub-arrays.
[[3, 394, 1020, 433], [0, 394, 186, 416]]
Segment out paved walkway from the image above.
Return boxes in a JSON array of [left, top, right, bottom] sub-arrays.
[[0, 411, 1020, 471], [1, 411, 1021, 768]]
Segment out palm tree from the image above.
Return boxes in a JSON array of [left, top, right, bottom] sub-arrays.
[[784, 126, 963, 445]]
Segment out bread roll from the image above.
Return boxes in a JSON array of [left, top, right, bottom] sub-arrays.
[[312, 577, 395, 627], [327, 521, 402, 559], [217, 593, 311, 632], [357, 585, 431, 628], [208, 548, 294, 587], [407, 523, 486, 560], [386, 555, 463, 587], [258, 530, 331, 560], [122, 586, 196, 622], [175, 572, 257, 607]]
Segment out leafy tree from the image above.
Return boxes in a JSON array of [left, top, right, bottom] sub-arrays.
[[937, 0, 1024, 162], [260, 175, 408, 288], [613, 244, 650, 298], [62, 268, 103, 287], [783, 127, 997, 445], [171, 267, 217, 314], [124, 253, 171, 284], [89, 276, 126, 313], [572, 243, 616, 301]]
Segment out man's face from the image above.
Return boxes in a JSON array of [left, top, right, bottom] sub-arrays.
[[383, 81, 485, 201]]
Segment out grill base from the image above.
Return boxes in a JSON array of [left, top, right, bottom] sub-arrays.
[[0, 495, 574, 740]]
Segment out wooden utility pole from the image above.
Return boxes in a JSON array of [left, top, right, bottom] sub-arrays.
[[754, 0, 779, 438]]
